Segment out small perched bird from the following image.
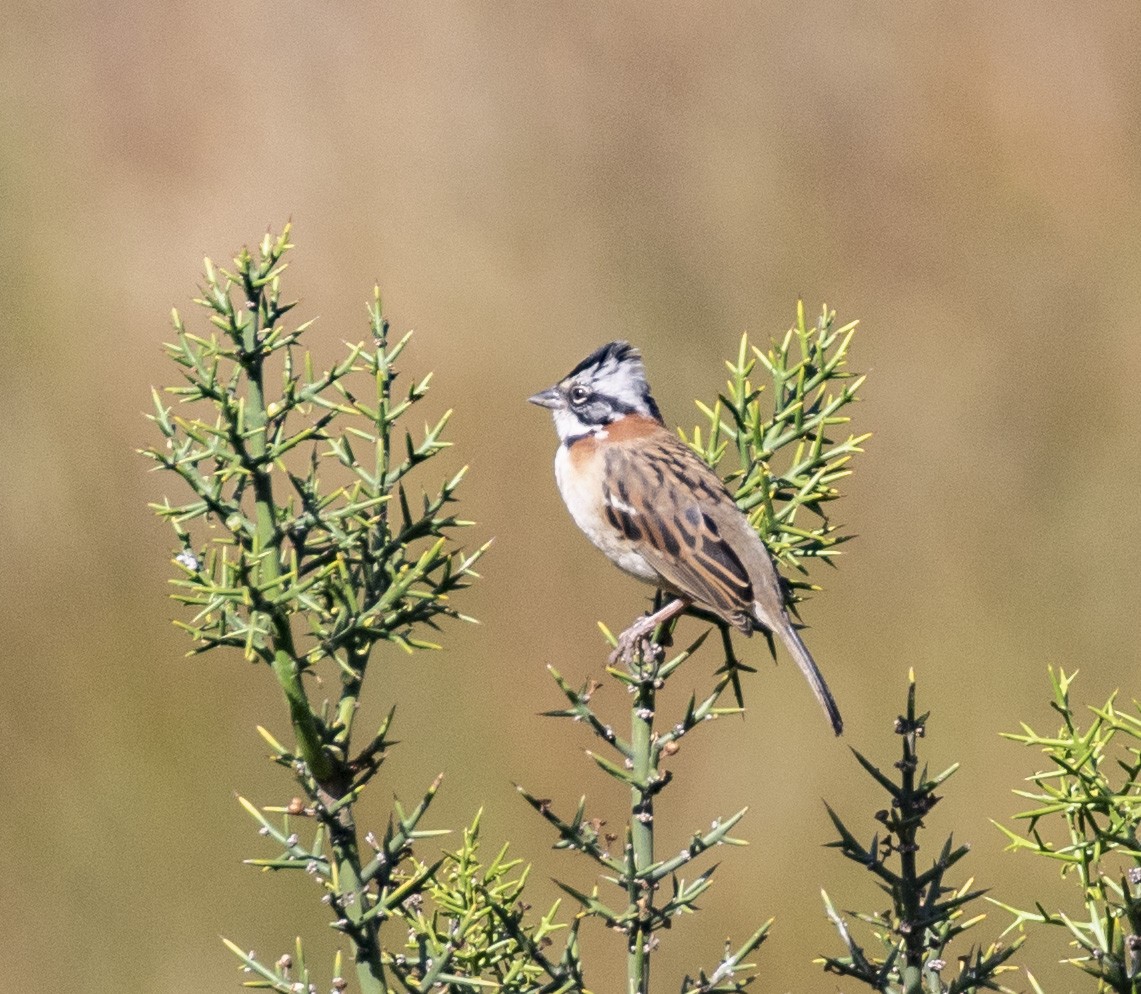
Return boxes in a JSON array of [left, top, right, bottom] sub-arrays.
[[529, 341, 843, 735]]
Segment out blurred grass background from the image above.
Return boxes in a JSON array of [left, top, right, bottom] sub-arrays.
[[2, 3, 1139, 991]]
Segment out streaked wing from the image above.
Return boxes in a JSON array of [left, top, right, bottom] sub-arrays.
[[601, 435, 754, 623]]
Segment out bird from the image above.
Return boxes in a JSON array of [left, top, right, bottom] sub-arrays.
[[529, 340, 843, 735]]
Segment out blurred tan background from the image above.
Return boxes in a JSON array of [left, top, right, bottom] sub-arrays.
[[3, 3, 1139, 991]]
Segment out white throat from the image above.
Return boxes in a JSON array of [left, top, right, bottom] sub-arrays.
[[552, 407, 608, 442]]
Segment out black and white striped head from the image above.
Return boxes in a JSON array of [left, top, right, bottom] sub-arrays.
[[529, 341, 664, 442]]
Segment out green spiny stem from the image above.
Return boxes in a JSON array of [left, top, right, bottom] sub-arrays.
[[237, 265, 337, 786], [333, 640, 373, 760], [370, 293, 391, 535], [628, 659, 656, 994], [324, 803, 384, 994], [314, 615, 384, 993], [236, 248, 384, 994], [236, 272, 383, 992], [899, 694, 923, 994]]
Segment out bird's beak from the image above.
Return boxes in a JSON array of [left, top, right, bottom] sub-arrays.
[[527, 386, 563, 410]]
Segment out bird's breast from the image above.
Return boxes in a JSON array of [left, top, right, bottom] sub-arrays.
[[554, 436, 660, 585]]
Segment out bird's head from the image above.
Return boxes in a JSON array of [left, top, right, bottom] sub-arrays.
[[528, 341, 664, 442]]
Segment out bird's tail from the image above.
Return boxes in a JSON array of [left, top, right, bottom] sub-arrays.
[[770, 615, 843, 736]]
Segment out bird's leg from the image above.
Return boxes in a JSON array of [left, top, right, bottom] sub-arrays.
[[611, 596, 691, 665]]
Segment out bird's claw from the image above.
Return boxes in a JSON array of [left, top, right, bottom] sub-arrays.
[[609, 620, 666, 666]]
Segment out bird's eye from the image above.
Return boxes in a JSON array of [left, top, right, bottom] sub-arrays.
[[569, 385, 591, 405]]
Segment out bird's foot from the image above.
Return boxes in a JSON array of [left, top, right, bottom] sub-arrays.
[[608, 597, 690, 666], [609, 616, 667, 666]]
